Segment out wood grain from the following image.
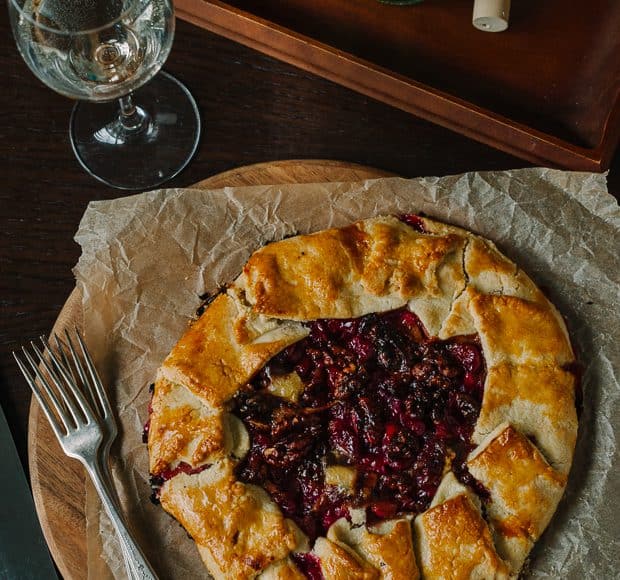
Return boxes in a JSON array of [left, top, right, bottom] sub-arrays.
[[27, 160, 391, 580]]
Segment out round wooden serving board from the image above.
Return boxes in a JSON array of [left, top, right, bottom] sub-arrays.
[[28, 159, 392, 579]]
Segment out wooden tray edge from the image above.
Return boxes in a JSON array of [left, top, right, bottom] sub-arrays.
[[176, 0, 620, 171]]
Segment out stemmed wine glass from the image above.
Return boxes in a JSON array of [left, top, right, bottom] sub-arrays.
[[8, 0, 201, 190]]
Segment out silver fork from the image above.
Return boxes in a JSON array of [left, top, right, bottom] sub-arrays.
[[51, 331, 136, 573], [52, 332, 119, 510], [14, 332, 158, 580]]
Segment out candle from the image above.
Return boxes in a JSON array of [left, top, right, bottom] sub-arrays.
[[472, 0, 511, 32]]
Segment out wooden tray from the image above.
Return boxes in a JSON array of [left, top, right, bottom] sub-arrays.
[[174, 0, 620, 172], [27, 159, 392, 579]]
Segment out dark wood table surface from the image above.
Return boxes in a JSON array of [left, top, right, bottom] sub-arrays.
[[1, 7, 619, 503]]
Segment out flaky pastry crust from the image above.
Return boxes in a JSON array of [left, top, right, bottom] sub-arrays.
[[148, 215, 578, 579]]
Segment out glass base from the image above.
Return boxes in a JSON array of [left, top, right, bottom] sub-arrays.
[[70, 71, 200, 190]]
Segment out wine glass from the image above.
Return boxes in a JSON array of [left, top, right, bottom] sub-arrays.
[[8, 0, 201, 190]]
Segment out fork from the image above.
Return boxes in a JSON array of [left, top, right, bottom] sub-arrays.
[[52, 332, 121, 512], [14, 332, 158, 580], [51, 331, 140, 576]]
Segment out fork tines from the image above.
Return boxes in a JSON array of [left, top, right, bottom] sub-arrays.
[[13, 330, 108, 437]]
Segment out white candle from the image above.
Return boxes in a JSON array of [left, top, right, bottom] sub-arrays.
[[472, 0, 511, 32]]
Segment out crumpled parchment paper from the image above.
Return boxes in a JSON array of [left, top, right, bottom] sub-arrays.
[[72, 168, 620, 579]]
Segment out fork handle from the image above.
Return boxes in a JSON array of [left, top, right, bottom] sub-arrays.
[[98, 450, 144, 580], [84, 458, 158, 580]]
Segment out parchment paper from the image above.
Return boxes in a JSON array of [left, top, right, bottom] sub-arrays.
[[72, 168, 620, 579]]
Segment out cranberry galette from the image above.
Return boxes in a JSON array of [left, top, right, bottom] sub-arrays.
[[147, 215, 578, 579]]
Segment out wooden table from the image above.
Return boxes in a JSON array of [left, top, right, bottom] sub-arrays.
[[1, 5, 619, 570]]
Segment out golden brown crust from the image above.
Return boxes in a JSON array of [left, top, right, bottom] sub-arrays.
[[415, 493, 510, 579], [468, 424, 567, 575], [468, 291, 574, 367], [328, 518, 420, 579], [241, 216, 465, 321], [241, 223, 369, 320], [259, 558, 306, 580], [464, 237, 544, 303], [160, 459, 303, 579], [150, 214, 578, 579], [474, 363, 577, 474], [313, 537, 379, 580], [148, 377, 224, 474], [160, 292, 308, 407]]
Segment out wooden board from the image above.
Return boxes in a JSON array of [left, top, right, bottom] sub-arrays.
[[27, 159, 392, 579], [174, 0, 620, 172]]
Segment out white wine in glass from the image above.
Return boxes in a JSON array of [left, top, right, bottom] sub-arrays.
[[9, 0, 201, 190]]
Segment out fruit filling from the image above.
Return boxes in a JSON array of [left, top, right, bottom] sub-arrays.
[[290, 553, 323, 580], [150, 462, 209, 503], [398, 212, 427, 232], [231, 307, 486, 541]]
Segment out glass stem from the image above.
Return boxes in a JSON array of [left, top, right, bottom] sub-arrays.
[[118, 94, 148, 133]]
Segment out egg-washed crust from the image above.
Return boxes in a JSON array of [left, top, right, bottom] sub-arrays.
[[327, 518, 420, 579], [148, 215, 578, 579]]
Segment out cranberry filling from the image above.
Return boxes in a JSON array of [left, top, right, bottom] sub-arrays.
[[142, 383, 155, 444], [142, 417, 151, 444], [231, 308, 486, 540], [150, 462, 210, 504], [398, 213, 427, 232], [290, 553, 324, 580]]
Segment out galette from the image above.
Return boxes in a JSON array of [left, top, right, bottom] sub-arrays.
[[146, 214, 578, 579]]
